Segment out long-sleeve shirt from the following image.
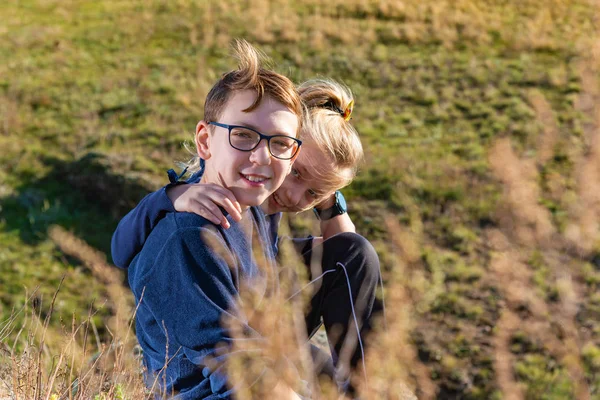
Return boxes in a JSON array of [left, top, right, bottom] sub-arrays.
[[111, 170, 282, 269], [128, 206, 277, 399]]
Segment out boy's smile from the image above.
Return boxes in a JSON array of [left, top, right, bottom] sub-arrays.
[[241, 173, 270, 186], [195, 90, 300, 209]]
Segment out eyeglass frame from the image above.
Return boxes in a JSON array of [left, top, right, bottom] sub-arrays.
[[208, 121, 302, 160]]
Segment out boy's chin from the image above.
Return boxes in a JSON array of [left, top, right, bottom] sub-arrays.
[[233, 192, 270, 209]]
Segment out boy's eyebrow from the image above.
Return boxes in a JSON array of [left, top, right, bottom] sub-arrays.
[[231, 121, 294, 137]]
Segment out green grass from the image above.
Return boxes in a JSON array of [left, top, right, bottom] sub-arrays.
[[2, 0, 600, 397]]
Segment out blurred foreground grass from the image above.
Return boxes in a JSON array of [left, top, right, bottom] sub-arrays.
[[1, 0, 600, 398]]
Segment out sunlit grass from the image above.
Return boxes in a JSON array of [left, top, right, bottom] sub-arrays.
[[1, 0, 600, 397]]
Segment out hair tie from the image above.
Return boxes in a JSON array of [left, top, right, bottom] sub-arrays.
[[322, 100, 343, 115], [321, 99, 354, 121], [342, 100, 354, 121]]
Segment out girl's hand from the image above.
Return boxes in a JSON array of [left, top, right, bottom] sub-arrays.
[[166, 184, 242, 229]]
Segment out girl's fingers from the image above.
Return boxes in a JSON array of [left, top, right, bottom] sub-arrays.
[[199, 199, 231, 229], [184, 185, 240, 228], [188, 185, 242, 214], [202, 189, 241, 222], [223, 192, 242, 214], [210, 186, 242, 214], [219, 198, 243, 222], [187, 199, 221, 225]]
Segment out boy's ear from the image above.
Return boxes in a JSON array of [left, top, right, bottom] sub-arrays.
[[195, 121, 211, 160]]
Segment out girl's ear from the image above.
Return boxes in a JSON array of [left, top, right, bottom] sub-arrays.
[[195, 121, 211, 160]]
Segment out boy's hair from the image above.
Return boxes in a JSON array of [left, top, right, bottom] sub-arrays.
[[205, 39, 303, 127], [184, 40, 303, 173], [297, 79, 364, 198]]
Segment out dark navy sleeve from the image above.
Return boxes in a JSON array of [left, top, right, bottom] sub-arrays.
[[110, 169, 203, 268]]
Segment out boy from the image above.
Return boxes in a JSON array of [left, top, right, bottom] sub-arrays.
[[127, 40, 303, 399]]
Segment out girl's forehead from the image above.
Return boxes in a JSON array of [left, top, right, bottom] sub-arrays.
[[294, 146, 320, 175], [294, 146, 336, 196], [296, 143, 323, 163]]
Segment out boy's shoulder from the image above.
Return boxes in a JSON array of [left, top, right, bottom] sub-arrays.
[[167, 206, 265, 230], [138, 211, 219, 255], [146, 211, 214, 238], [142, 206, 268, 256], [169, 211, 214, 230], [130, 212, 227, 272]]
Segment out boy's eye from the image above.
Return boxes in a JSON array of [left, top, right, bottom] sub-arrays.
[[230, 127, 259, 141], [231, 130, 254, 139], [271, 137, 294, 150]]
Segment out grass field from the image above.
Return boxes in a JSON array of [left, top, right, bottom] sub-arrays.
[[1, 0, 600, 398]]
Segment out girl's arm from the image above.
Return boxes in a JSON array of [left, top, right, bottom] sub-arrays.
[[111, 185, 179, 268], [315, 192, 356, 241], [110, 172, 241, 268], [319, 212, 356, 240]]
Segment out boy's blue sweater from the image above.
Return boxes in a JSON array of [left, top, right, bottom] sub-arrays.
[[128, 206, 276, 399]]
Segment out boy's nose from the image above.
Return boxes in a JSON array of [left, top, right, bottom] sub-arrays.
[[249, 140, 272, 165]]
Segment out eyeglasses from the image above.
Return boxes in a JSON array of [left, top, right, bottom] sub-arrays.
[[208, 122, 302, 160]]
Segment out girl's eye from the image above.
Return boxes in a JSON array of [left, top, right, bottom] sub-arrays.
[[308, 189, 317, 198], [291, 168, 300, 177]]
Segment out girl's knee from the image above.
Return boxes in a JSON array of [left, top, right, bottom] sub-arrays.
[[327, 232, 380, 279]]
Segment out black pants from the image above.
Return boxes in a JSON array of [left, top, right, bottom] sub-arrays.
[[292, 232, 383, 393]]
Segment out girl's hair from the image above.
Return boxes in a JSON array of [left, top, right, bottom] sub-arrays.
[[184, 39, 303, 172], [297, 79, 363, 195]]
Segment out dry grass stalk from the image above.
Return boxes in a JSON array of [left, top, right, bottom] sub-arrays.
[[487, 215, 593, 397], [554, 266, 590, 399], [210, 218, 317, 399], [2, 287, 146, 399], [488, 113, 594, 396], [492, 306, 525, 400], [489, 138, 556, 247], [565, 59, 600, 255], [490, 252, 547, 316], [0, 226, 146, 399], [487, 249, 579, 399], [529, 90, 559, 166], [355, 218, 430, 400], [48, 226, 132, 342]]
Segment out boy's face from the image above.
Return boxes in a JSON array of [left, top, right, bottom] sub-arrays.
[[196, 90, 300, 209]]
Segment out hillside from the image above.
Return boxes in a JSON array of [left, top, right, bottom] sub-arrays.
[[1, 0, 599, 398]]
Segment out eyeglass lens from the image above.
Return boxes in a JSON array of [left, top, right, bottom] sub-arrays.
[[229, 127, 298, 159]]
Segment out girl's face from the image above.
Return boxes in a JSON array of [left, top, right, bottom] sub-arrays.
[[265, 145, 336, 214]]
